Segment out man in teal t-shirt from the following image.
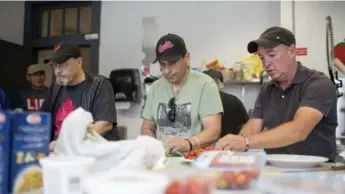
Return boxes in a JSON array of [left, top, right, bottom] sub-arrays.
[[141, 33, 223, 153]]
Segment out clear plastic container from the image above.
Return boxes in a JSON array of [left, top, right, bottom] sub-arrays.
[[157, 167, 220, 194], [257, 172, 345, 194], [192, 150, 266, 190]]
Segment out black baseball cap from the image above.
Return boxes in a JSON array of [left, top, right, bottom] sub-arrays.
[[153, 33, 187, 64], [44, 41, 81, 64], [247, 26, 296, 53]]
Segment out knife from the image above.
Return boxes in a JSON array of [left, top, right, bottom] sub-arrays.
[[283, 163, 345, 173]]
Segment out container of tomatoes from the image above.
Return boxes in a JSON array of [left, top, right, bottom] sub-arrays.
[[183, 146, 213, 160], [192, 150, 266, 190], [159, 167, 220, 194]]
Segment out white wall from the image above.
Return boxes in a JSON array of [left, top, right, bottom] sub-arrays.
[[0, 1, 25, 45]]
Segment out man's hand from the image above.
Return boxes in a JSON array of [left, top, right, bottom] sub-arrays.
[[163, 137, 190, 153], [215, 134, 246, 152], [49, 140, 56, 152]]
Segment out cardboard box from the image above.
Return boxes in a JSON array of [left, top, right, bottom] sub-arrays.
[[0, 111, 51, 194]]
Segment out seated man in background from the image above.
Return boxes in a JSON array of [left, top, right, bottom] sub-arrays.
[[141, 33, 223, 153], [215, 26, 338, 161], [41, 41, 118, 151], [15, 64, 49, 111], [203, 69, 249, 137]]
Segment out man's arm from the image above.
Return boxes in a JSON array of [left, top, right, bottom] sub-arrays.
[[189, 81, 223, 148], [239, 86, 265, 136], [248, 78, 336, 149], [91, 79, 117, 135], [141, 119, 157, 137], [141, 83, 157, 137]]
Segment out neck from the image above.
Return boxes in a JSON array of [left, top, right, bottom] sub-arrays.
[[279, 60, 298, 89], [172, 69, 189, 92], [32, 85, 46, 90], [69, 71, 86, 86]]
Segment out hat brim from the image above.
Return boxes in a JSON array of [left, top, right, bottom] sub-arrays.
[[153, 54, 183, 64], [247, 38, 281, 54], [43, 54, 70, 65]]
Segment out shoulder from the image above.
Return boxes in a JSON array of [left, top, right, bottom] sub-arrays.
[[189, 71, 215, 84], [303, 67, 335, 91]]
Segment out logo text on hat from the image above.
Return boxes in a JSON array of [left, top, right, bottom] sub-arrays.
[[54, 45, 61, 53], [158, 41, 174, 53]]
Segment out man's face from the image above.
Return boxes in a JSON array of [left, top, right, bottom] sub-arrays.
[[52, 57, 82, 86], [257, 44, 296, 82], [159, 53, 190, 85], [28, 71, 45, 87]]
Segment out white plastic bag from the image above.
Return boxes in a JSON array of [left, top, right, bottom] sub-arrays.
[[53, 108, 165, 172]]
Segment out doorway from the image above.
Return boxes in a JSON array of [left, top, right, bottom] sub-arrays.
[[24, 1, 101, 87]]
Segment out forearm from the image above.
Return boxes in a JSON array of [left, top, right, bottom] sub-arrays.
[[239, 119, 263, 136], [189, 128, 220, 150], [141, 119, 157, 138], [93, 121, 113, 135], [248, 121, 304, 149], [141, 126, 156, 137]]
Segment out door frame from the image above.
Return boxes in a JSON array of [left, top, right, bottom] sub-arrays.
[[23, 1, 101, 74]]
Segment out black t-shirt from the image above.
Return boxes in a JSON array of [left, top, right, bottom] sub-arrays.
[[220, 91, 249, 137], [53, 79, 117, 139], [17, 87, 49, 111]]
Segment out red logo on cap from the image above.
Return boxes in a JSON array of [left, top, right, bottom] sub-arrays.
[[54, 45, 61, 52], [158, 41, 174, 53]]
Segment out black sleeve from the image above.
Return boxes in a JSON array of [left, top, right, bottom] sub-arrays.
[[250, 85, 266, 119], [91, 79, 117, 124]]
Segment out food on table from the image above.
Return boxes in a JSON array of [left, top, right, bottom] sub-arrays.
[[183, 146, 213, 160], [165, 174, 216, 194], [214, 165, 260, 190], [193, 151, 263, 190]]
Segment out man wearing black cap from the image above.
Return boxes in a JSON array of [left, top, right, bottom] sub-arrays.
[[141, 33, 223, 153], [42, 41, 118, 150], [216, 26, 338, 160]]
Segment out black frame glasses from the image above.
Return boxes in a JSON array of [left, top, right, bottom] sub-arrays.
[[167, 97, 176, 122]]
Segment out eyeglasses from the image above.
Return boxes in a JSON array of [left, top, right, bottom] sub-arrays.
[[167, 97, 176, 122]]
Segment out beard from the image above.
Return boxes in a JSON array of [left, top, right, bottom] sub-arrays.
[[56, 76, 68, 86]]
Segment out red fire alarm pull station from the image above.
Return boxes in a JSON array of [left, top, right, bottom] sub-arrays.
[[296, 47, 308, 56]]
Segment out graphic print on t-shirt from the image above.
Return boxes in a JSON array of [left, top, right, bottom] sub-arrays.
[[55, 97, 75, 136], [25, 97, 45, 111], [156, 102, 192, 139]]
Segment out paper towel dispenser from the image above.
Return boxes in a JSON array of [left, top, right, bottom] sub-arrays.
[[109, 68, 141, 102]]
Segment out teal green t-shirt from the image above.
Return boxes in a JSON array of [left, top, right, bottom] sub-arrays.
[[142, 71, 223, 140]]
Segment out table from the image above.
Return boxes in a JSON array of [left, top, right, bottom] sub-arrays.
[[164, 157, 345, 194]]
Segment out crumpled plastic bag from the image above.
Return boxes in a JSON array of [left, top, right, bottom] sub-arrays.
[[53, 107, 165, 172]]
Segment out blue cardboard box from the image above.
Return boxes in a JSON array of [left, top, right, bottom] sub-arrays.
[[0, 111, 51, 194], [0, 111, 10, 194]]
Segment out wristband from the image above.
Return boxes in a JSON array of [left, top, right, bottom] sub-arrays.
[[192, 136, 200, 149], [242, 134, 250, 151], [185, 139, 193, 152]]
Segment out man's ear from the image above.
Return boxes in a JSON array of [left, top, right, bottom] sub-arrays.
[[77, 57, 83, 68], [289, 44, 296, 58], [26, 75, 30, 81], [184, 52, 191, 67]]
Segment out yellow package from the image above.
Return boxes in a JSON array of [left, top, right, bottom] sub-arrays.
[[239, 55, 263, 81]]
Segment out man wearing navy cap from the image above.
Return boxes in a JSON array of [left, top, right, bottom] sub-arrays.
[[42, 41, 118, 150], [216, 26, 338, 161], [141, 33, 223, 153]]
